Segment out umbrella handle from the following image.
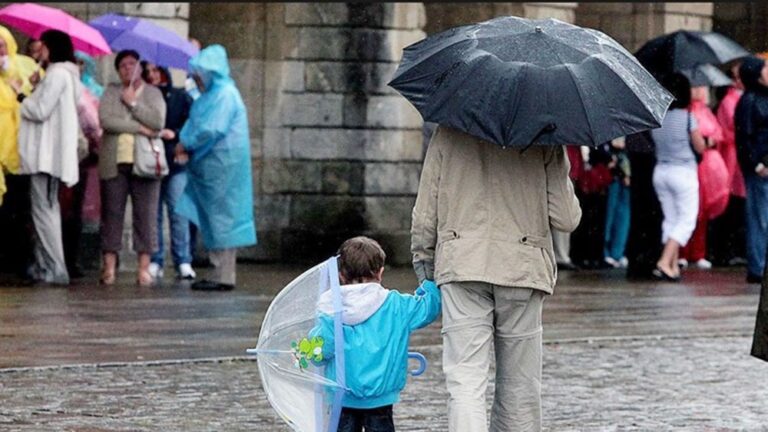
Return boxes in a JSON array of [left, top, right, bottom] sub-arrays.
[[408, 352, 427, 376]]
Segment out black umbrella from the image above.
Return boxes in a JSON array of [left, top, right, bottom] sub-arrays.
[[388, 16, 673, 148], [680, 63, 732, 87], [635, 30, 749, 81]]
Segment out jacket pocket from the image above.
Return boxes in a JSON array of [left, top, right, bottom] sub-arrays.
[[437, 229, 460, 245]]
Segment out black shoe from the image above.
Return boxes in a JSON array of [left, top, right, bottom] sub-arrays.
[[67, 266, 85, 279], [652, 266, 681, 282], [747, 273, 762, 284], [191, 279, 235, 291], [557, 261, 580, 271]]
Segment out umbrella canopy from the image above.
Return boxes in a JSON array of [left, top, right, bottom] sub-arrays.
[[635, 30, 749, 80], [389, 16, 673, 148], [89, 13, 199, 70], [247, 257, 346, 432], [0, 3, 110, 56], [680, 63, 732, 88]]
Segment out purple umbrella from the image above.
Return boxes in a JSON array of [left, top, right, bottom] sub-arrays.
[[89, 13, 198, 70]]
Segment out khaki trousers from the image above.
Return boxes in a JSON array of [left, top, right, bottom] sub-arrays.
[[441, 282, 544, 432], [209, 248, 237, 285]]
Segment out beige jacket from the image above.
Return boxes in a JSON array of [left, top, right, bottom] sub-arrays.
[[411, 126, 582, 294], [98, 82, 166, 180]]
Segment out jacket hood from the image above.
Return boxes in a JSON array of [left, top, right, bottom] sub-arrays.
[[0, 25, 18, 57], [158, 65, 173, 88], [740, 56, 766, 92], [189, 44, 231, 90], [75, 50, 103, 98], [316, 282, 390, 326]]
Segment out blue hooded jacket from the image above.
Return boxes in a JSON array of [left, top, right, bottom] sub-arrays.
[[735, 56, 768, 175], [75, 51, 103, 99], [175, 45, 257, 250], [309, 280, 441, 409]]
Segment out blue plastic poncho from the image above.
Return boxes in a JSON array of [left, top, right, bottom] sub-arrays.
[[175, 45, 257, 250], [74, 51, 103, 99]]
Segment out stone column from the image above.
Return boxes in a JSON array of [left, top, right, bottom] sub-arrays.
[[713, 3, 768, 53], [424, 2, 577, 34]]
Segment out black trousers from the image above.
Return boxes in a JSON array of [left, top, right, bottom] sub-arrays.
[[337, 405, 395, 432]]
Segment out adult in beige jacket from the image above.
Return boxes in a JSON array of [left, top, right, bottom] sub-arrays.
[[411, 126, 581, 432]]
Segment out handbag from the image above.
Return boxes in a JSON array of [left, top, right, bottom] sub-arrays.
[[132, 134, 169, 178]]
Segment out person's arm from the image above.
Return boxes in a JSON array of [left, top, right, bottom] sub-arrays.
[[99, 86, 142, 134], [410, 129, 443, 284], [20, 69, 66, 122], [128, 86, 166, 131], [179, 89, 234, 152], [691, 129, 707, 154], [307, 314, 335, 365], [545, 146, 582, 233], [406, 280, 441, 331]]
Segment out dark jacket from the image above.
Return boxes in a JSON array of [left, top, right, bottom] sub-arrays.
[[735, 56, 768, 176], [158, 66, 193, 174]]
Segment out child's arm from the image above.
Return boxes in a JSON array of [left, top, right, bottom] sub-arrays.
[[405, 280, 441, 331], [307, 314, 335, 365]]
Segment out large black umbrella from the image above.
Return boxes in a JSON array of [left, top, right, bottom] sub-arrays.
[[388, 16, 673, 148], [635, 30, 749, 81], [680, 63, 732, 87]]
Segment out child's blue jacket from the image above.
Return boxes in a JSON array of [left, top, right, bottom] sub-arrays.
[[309, 280, 440, 409]]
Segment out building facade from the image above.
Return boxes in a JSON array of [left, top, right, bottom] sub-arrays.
[[6, 2, 767, 265]]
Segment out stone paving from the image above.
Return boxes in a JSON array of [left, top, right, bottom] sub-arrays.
[[1, 265, 767, 430]]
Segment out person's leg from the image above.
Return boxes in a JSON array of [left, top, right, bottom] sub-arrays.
[[99, 169, 130, 284], [361, 405, 395, 432], [337, 408, 363, 432], [612, 183, 631, 262], [653, 166, 677, 273], [29, 174, 69, 284], [490, 287, 544, 432], [129, 175, 161, 285], [166, 172, 193, 272], [151, 176, 168, 268], [749, 177, 768, 278], [441, 281, 495, 432], [604, 179, 619, 260], [209, 248, 237, 286]]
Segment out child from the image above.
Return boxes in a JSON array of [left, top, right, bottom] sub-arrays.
[[310, 236, 440, 432]]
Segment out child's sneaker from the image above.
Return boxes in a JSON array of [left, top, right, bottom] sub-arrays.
[[694, 259, 712, 270], [604, 256, 620, 268], [677, 259, 689, 269], [148, 262, 164, 279], [178, 263, 196, 280]]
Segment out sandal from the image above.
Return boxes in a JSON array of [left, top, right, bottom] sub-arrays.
[[652, 266, 680, 282]]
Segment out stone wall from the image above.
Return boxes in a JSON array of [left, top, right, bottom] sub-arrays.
[[713, 3, 768, 54], [424, 2, 577, 34]]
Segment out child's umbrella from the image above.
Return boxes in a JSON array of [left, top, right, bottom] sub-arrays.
[[247, 257, 347, 432]]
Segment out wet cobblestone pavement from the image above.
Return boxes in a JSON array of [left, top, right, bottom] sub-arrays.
[[1, 265, 767, 430]]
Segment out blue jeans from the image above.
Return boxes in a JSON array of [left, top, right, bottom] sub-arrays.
[[745, 174, 768, 277], [604, 179, 631, 260], [337, 405, 395, 432], [151, 171, 192, 268]]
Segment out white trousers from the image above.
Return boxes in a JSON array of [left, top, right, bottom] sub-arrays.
[[441, 282, 545, 432], [652, 164, 699, 246]]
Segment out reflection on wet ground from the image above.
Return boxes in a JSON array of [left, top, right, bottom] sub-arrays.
[[0, 265, 765, 430]]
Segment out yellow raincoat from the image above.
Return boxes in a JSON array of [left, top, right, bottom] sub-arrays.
[[0, 25, 36, 205]]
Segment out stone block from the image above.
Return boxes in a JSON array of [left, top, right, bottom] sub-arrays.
[[424, 3, 508, 34], [321, 162, 365, 195], [364, 196, 417, 231], [664, 14, 710, 33], [262, 128, 291, 159], [296, 27, 349, 60], [229, 59, 264, 132], [364, 163, 422, 195], [662, 3, 714, 16], [123, 2, 180, 18], [290, 196, 366, 232], [523, 4, 576, 23], [372, 231, 413, 265], [304, 61, 399, 95], [284, 3, 349, 26], [599, 14, 635, 41], [289, 128, 423, 161], [238, 228, 281, 262], [255, 194, 292, 230], [261, 160, 322, 194], [295, 28, 423, 62], [344, 95, 423, 129], [281, 93, 344, 127], [190, 3, 264, 23], [576, 3, 631, 14]]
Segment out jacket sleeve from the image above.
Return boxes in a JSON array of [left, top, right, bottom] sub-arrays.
[[20, 69, 67, 122], [129, 87, 166, 131], [545, 146, 582, 233], [99, 86, 142, 134], [410, 131, 443, 284], [180, 88, 235, 152], [735, 96, 762, 171], [308, 314, 335, 363], [405, 280, 441, 331]]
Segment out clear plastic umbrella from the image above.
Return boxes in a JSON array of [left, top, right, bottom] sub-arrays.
[[247, 256, 346, 432]]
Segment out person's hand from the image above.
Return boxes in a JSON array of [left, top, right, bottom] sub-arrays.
[[121, 85, 137, 107], [159, 129, 175, 140], [758, 164, 768, 178], [138, 125, 157, 137], [623, 176, 631, 187], [9, 78, 23, 95], [174, 142, 189, 165], [29, 70, 40, 86]]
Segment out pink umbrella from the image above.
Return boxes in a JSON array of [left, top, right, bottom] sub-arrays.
[[0, 3, 111, 56]]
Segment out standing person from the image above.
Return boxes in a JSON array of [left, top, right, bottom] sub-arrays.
[[15, 30, 82, 285], [411, 126, 581, 431], [553, 145, 583, 271], [0, 25, 25, 205], [603, 137, 632, 268], [75, 51, 103, 99], [679, 85, 723, 270], [141, 61, 196, 281], [570, 145, 613, 269], [308, 236, 441, 432], [175, 44, 256, 291], [735, 56, 768, 284], [98, 50, 168, 286], [651, 73, 707, 281], [712, 60, 747, 267]]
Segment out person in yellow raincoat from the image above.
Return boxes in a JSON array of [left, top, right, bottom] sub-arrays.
[[0, 25, 37, 206]]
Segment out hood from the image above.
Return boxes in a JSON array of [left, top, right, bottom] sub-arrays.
[[188, 44, 231, 91], [739, 56, 766, 92], [316, 282, 390, 326], [75, 50, 103, 98], [158, 65, 173, 88], [0, 25, 18, 58]]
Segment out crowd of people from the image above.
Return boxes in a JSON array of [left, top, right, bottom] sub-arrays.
[[552, 56, 768, 284], [0, 27, 256, 290]]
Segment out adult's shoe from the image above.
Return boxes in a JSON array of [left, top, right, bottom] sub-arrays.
[[747, 273, 762, 284], [677, 258, 689, 269], [178, 263, 196, 280], [694, 259, 713, 270], [148, 262, 164, 279], [557, 261, 580, 271], [191, 279, 235, 291]]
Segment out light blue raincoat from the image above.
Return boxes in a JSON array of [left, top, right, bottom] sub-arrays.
[[75, 51, 103, 99], [175, 45, 257, 250], [310, 280, 441, 409]]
